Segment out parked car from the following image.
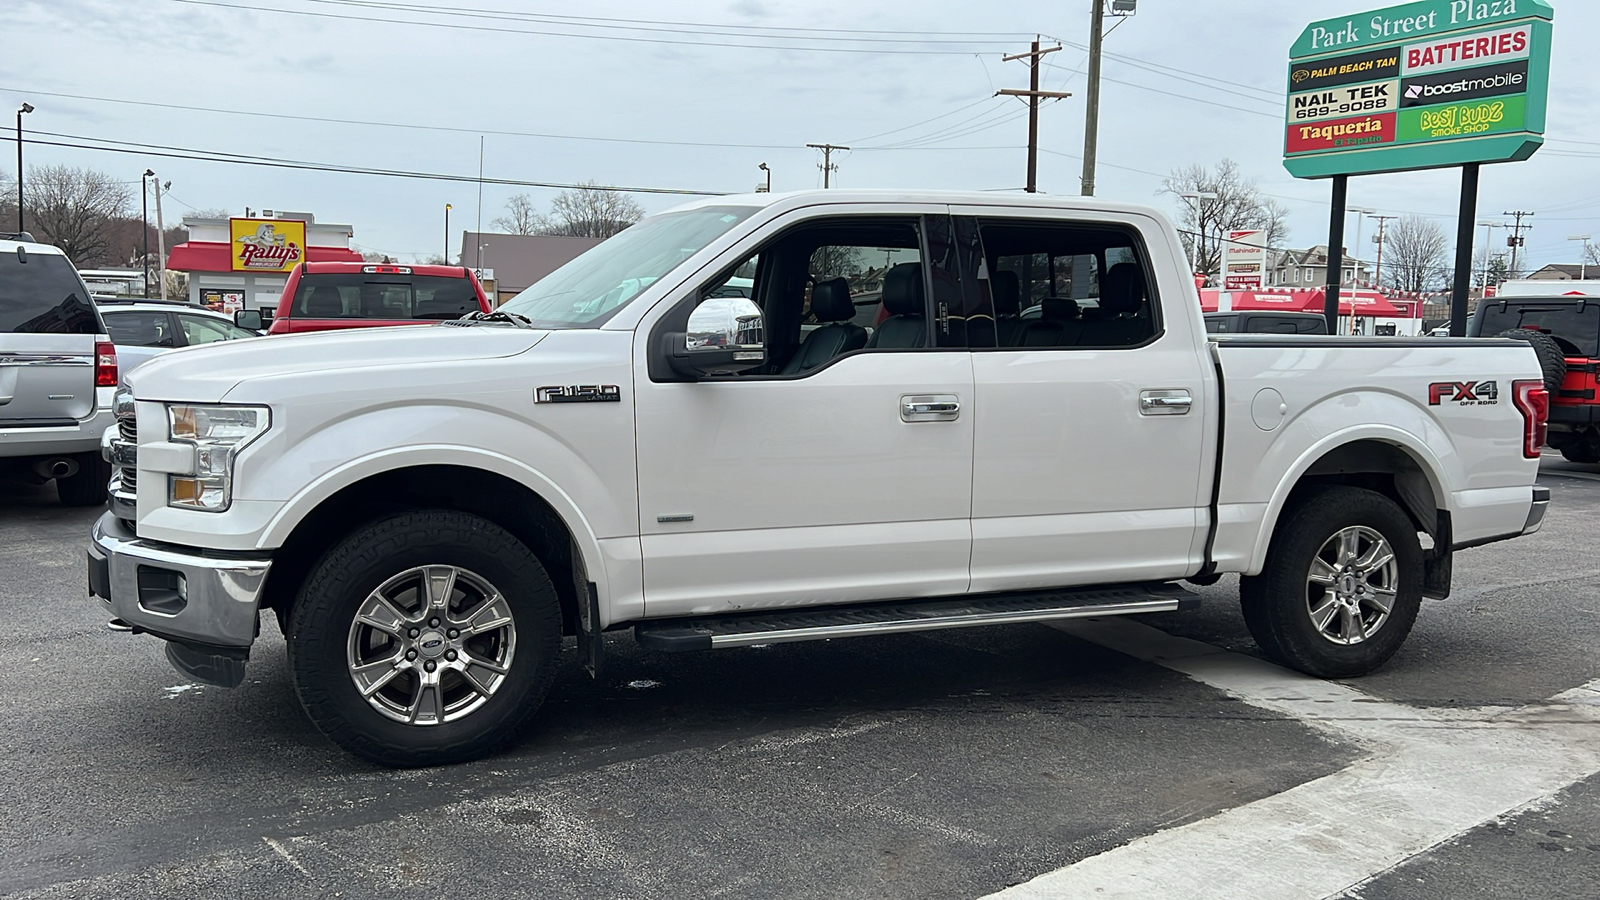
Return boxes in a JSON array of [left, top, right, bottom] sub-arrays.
[[1469, 296, 1599, 463], [1205, 311, 1330, 335], [97, 299, 261, 373], [92, 190, 1549, 767], [0, 233, 116, 505], [248, 262, 492, 334]]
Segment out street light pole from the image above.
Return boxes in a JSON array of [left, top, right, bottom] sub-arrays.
[[15, 103, 33, 234], [1569, 234, 1592, 280], [1178, 190, 1217, 281], [1349, 207, 1374, 286], [444, 203, 452, 264], [141, 169, 153, 298], [758, 162, 771, 193]]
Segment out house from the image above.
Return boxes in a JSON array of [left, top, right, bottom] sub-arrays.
[[459, 232, 604, 304], [1267, 245, 1373, 288], [1525, 263, 1596, 281]]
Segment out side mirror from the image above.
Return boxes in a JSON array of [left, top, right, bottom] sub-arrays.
[[668, 296, 766, 378], [234, 309, 264, 331]]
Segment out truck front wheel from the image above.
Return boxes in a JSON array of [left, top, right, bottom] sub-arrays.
[[287, 510, 562, 767], [1240, 486, 1423, 678]]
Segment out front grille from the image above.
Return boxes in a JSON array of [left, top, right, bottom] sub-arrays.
[[114, 405, 137, 499]]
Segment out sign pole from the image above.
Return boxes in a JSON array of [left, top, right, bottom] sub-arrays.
[[1323, 174, 1348, 334], [1449, 162, 1480, 337]]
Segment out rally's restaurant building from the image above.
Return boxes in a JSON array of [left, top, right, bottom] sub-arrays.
[[166, 211, 361, 312]]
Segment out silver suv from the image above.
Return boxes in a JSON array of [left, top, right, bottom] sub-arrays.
[[0, 234, 117, 505]]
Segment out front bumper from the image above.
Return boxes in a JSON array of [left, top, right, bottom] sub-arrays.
[[87, 511, 271, 651]]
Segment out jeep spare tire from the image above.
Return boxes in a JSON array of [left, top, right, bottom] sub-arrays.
[[1496, 328, 1567, 397]]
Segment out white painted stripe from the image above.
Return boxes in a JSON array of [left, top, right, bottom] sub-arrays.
[[984, 618, 1600, 900]]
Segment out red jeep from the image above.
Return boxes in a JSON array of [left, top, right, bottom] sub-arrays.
[[1470, 296, 1600, 463], [256, 262, 492, 335]]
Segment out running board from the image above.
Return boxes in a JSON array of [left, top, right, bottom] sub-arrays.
[[634, 582, 1198, 652]]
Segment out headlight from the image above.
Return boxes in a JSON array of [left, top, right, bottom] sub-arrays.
[[166, 404, 270, 512]]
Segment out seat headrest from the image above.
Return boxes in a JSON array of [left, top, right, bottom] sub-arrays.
[[882, 263, 925, 317], [809, 277, 855, 323], [991, 270, 1020, 316], [1040, 297, 1081, 321], [1100, 263, 1146, 316], [305, 285, 344, 317]]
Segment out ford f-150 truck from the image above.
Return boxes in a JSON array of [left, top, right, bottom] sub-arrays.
[[88, 191, 1550, 767]]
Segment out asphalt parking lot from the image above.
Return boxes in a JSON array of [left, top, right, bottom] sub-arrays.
[[4, 458, 1598, 899]]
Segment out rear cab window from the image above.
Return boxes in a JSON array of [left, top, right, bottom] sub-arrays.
[[290, 272, 481, 321], [1473, 301, 1600, 358], [0, 248, 102, 335]]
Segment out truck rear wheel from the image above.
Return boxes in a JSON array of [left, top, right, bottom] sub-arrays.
[[1240, 486, 1422, 678], [287, 510, 562, 767]]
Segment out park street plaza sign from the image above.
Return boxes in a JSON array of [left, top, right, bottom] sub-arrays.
[[1284, 0, 1552, 179]]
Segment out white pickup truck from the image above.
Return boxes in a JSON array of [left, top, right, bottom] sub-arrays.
[[88, 191, 1551, 767]]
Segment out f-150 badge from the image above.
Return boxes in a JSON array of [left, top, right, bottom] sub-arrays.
[[535, 384, 622, 403], [1428, 380, 1498, 406]]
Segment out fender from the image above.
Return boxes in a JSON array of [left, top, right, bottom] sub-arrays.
[[1245, 422, 1451, 575]]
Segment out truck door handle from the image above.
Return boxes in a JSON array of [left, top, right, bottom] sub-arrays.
[[902, 394, 960, 422], [1139, 390, 1193, 415]]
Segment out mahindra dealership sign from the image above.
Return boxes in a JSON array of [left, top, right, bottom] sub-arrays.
[[1284, 0, 1552, 178]]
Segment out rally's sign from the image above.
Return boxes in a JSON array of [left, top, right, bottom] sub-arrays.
[[1284, 0, 1551, 179], [230, 218, 306, 273]]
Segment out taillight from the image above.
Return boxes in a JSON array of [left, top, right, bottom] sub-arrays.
[[95, 341, 118, 388], [1512, 379, 1548, 459]]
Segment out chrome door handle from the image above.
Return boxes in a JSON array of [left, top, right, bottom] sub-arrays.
[[1139, 390, 1193, 415], [902, 394, 960, 422]]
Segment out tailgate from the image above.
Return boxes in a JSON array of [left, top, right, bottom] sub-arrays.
[[0, 334, 98, 422]]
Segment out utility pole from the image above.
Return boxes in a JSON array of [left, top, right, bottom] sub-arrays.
[[1082, 5, 1105, 197], [999, 40, 1069, 193], [141, 169, 153, 299], [1477, 221, 1504, 290], [806, 143, 848, 188], [15, 103, 32, 234], [1571, 234, 1593, 280], [153, 177, 168, 299], [1504, 210, 1534, 279], [1369, 214, 1397, 290]]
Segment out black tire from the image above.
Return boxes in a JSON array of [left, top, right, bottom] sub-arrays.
[[1560, 442, 1600, 464], [1496, 328, 1567, 397], [56, 452, 110, 507], [1240, 485, 1423, 678], [287, 510, 562, 767]]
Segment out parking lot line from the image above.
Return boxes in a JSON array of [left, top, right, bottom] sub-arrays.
[[984, 618, 1600, 900]]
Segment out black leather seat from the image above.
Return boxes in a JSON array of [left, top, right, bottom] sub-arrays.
[[1020, 298, 1083, 347], [1078, 263, 1152, 346], [303, 285, 345, 317], [991, 270, 1027, 347], [865, 262, 926, 349], [782, 277, 868, 374]]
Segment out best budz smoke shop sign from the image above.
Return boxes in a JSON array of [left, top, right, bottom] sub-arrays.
[[1284, 0, 1552, 178]]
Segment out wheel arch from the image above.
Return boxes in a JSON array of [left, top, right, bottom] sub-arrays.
[[1247, 428, 1449, 575], [260, 460, 600, 637]]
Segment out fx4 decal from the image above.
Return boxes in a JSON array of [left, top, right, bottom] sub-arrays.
[[1428, 380, 1499, 406], [535, 384, 622, 403]]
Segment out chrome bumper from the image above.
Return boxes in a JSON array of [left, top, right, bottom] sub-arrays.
[[87, 511, 271, 649], [1522, 486, 1550, 535]]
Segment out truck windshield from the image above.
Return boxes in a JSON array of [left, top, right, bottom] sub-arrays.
[[498, 206, 756, 328], [1474, 302, 1600, 357], [0, 250, 101, 334]]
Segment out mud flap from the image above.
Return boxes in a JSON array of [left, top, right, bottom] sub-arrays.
[[1423, 511, 1452, 600], [576, 581, 603, 679]]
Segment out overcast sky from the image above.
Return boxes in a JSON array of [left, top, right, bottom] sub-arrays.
[[5, 0, 1597, 272]]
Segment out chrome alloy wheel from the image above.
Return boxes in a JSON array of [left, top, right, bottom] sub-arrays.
[[1304, 525, 1399, 646], [346, 565, 517, 725]]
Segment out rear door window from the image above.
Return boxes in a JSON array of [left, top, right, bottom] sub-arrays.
[[0, 250, 101, 334], [291, 273, 479, 320], [103, 311, 177, 347]]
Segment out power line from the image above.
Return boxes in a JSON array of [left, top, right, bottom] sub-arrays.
[[168, 0, 1022, 55], [1, 127, 726, 196], [1041, 63, 1279, 119]]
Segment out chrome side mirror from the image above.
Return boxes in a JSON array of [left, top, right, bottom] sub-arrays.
[[672, 296, 766, 377]]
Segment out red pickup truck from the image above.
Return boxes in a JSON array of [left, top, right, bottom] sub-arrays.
[[249, 262, 492, 335]]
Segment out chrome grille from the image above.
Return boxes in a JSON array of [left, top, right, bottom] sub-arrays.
[[113, 397, 137, 500]]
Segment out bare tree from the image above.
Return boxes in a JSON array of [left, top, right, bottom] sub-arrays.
[[0, 169, 15, 230], [540, 182, 645, 239], [490, 193, 542, 235], [1585, 242, 1600, 268], [1382, 215, 1450, 293], [1162, 159, 1290, 277], [23, 165, 132, 265]]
